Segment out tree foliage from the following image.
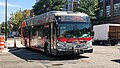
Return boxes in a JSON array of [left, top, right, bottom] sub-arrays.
[[32, 0, 66, 15], [77, 0, 98, 20], [0, 22, 5, 33], [0, 22, 9, 33], [9, 10, 31, 31], [14, 12, 23, 26]]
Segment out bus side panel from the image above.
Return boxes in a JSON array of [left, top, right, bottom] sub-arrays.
[[21, 27, 30, 47], [21, 37, 30, 47], [29, 26, 47, 51]]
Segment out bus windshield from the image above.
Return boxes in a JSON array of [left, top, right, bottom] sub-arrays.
[[58, 22, 91, 38]]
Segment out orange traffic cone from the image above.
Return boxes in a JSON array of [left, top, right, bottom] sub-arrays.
[[0, 37, 9, 53], [0, 37, 5, 50]]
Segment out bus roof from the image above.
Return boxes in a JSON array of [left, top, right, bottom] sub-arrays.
[[24, 11, 89, 26], [51, 11, 88, 16]]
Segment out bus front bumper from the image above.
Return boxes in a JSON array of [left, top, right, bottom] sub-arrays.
[[83, 48, 93, 53], [56, 48, 93, 56]]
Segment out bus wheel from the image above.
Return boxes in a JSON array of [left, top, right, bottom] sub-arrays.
[[44, 43, 50, 55], [24, 40, 28, 48]]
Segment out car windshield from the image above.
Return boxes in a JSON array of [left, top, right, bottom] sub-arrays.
[[57, 22, 91, 38]]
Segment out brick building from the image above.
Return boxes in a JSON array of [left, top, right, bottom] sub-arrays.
[[98, 0, 120, 24]]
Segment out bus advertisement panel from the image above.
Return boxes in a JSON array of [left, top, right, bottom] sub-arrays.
[[21, 11, 93, 56]]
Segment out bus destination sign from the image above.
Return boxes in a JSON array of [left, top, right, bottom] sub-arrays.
[[56, 16, 89, 22]]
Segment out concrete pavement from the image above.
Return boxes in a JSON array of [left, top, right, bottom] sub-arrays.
[[0, 51, 46, 68], [0, 37, 46, 68]]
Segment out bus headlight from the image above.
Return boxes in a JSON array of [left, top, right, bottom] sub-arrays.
[[57, 41, 66, 51], [86, 40, 92, 48]]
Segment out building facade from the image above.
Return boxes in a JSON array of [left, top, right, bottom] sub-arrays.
[[66, 0, 80, 11], [98, 0, 120, 24]]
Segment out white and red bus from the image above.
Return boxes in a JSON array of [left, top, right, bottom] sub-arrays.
[[21, 11, 93, 55]]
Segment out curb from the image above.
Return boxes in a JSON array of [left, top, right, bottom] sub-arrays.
[[9, 48, 21, 52], [0, 48, 9, 53]]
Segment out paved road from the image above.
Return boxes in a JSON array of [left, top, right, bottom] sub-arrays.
[[0, 45, 120, 68]]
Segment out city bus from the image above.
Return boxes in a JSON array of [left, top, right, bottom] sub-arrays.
[[21, 11, 93, 56]]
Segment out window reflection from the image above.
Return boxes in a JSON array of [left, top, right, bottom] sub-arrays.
[[106, 5, 110, 17], [114, 3, 120, 16], [99, 8, 103, 17], [99, 0, 103, 3], [58, 22, 91, 38]]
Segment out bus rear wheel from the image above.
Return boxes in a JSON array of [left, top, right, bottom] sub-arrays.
[[24, 40, 29, 49]]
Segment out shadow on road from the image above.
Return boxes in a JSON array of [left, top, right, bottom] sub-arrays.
[[111, 59, 120, 63], [9, 47, 89, 61]]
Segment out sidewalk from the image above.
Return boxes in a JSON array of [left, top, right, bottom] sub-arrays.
[[0, 37, 46, 68]]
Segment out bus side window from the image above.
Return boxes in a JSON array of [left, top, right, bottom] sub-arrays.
[[31, 27, 38, 39], [37, 26, 43, 39], [44, 29, 50, 39], [43, 24, 50, 39]]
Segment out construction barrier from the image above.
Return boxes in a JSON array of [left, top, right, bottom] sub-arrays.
[[0, 37, 5, 50]]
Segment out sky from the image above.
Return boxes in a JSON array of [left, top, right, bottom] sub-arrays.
[[0, 0, 36, 24]]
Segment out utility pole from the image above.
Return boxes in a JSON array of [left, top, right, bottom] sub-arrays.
[[71, 0, 74, 11], [5, 0, 7, 41]]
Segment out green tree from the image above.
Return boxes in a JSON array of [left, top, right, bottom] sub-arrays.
[[77, 0, 98, 20], [10, 10, 31, 28], [52, 0, 66, 10], [10, 11, 23, 27], [0, 22, 5, 33], [14, 12, 24, 26], [0, 22, 9, 33], [9, 11, 22, 33], [32, 0, 66, 15], [23, 10, 31, 19]]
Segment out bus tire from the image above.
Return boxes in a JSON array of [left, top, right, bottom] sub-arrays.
[[25, 40, 29, 49], [44, 43, 50, 56]]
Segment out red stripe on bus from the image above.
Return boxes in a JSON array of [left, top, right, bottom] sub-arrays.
[[57, 37, 92, 42]]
